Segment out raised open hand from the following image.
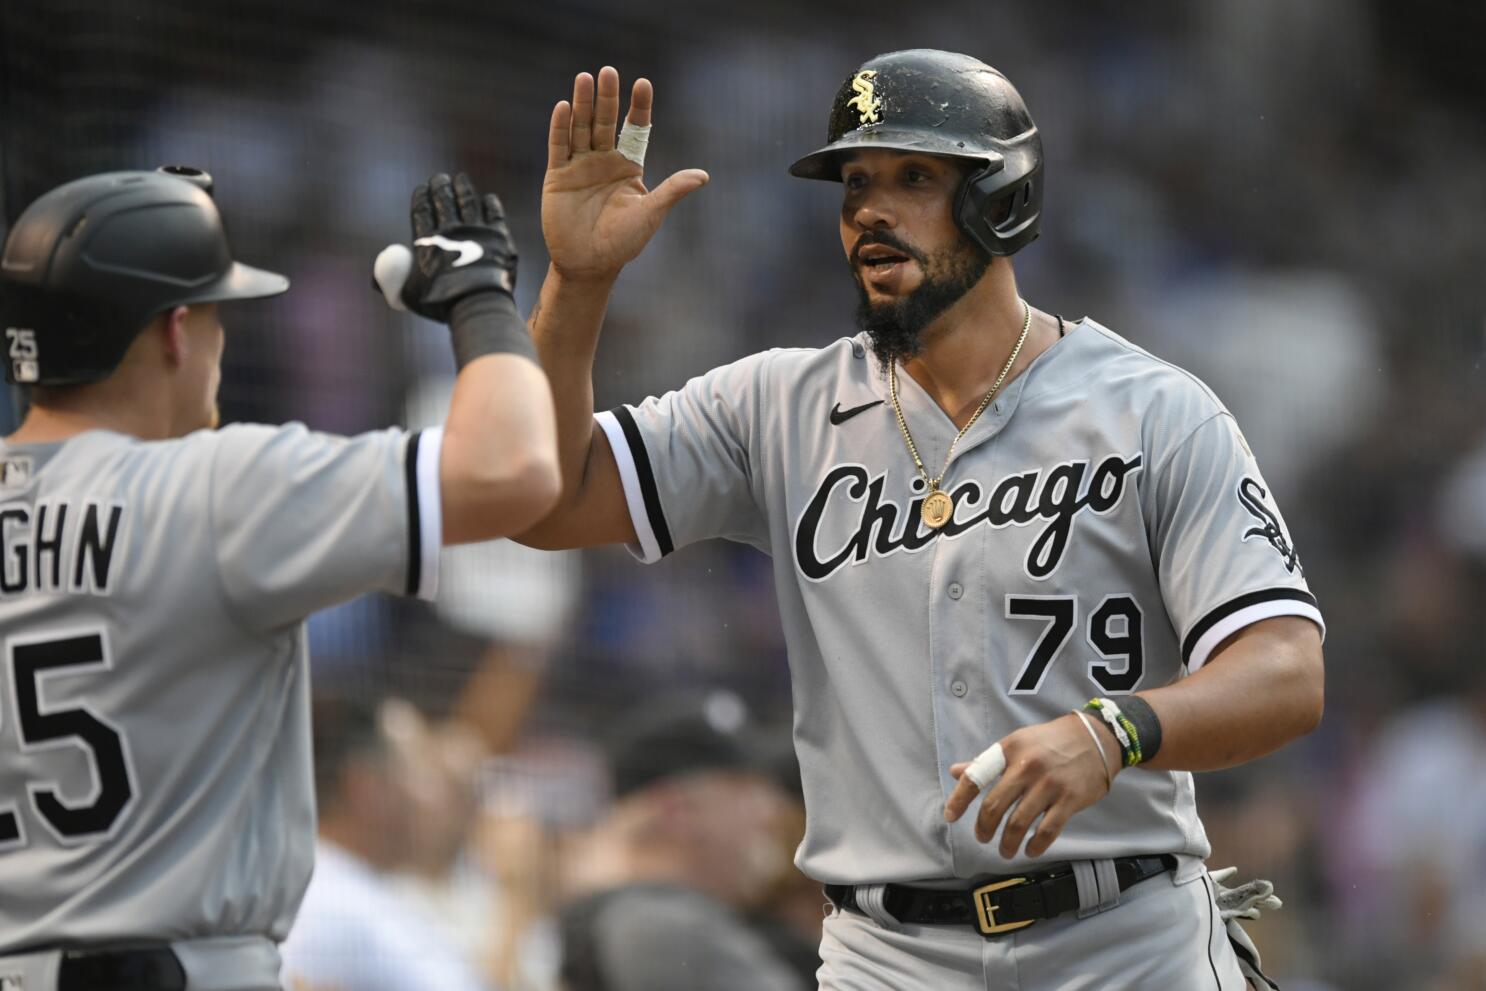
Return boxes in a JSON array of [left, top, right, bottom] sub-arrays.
[[542, 66, 709, 282]]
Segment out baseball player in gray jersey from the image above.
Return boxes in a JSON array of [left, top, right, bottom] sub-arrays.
[[0, 167, 558, 990], [519, 51, 1325, 990]]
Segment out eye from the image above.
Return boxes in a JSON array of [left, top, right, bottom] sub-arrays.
[[844, 173, 867, 191], [905, 168, 930, 184]]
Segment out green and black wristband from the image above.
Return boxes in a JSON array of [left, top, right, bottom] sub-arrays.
[[1084, 696, 1162, 767]]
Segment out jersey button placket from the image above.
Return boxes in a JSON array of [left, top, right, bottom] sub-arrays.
[[947, 583, 965, 693]]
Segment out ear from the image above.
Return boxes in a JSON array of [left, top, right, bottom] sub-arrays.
[[159, 305, 191, 369]]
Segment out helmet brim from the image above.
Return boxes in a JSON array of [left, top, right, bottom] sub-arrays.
[[789, 128, 1001, 182], [191, 261, 290, 304]]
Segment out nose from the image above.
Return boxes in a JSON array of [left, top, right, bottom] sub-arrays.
[[848, 186, 897, 231]]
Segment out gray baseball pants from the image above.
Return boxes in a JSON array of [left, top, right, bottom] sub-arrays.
[[818, 868, 1249, 990]]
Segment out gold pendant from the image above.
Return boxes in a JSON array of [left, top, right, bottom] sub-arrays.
[[921, 489, 954, 529]]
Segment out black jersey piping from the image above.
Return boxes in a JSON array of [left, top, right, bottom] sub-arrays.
[[1181, 588, 1318, 667], [1202, 874, 1223, 988], [612, 407, 674, 557], [404, 430, 422, 596]]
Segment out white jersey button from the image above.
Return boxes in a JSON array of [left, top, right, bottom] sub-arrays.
[[951, 680, 968, 697], [947, 582, 963, 600]]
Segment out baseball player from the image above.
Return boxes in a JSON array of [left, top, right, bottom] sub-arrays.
[[0, 167, 557, 990], [518, 51, 1324, 990]]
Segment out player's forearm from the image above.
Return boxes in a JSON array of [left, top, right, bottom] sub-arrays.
[[440, 353, 561, 544], [514, 265, 616, 545], [533, 263, 613, 480], [1128, 616, 1324, 772]]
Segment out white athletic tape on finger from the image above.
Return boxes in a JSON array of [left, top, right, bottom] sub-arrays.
[[964, 742, 1006, 790], [617, 122, 651, 166], [374, 244, 413, 311]]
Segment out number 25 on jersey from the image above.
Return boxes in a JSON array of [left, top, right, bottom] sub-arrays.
[[1, 631, 135, 849]]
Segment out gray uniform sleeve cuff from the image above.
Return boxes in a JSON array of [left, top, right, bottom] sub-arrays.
[[404, 427, 443, 600], [595, 409, 673, 564], [1182, 588, 1323, 671]]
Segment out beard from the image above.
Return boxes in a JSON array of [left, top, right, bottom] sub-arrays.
[[852, 233, 990, 367]]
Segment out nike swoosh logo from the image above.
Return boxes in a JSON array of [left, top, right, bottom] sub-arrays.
[[414, 234, 483, 268], [829, 399, 884, 425]]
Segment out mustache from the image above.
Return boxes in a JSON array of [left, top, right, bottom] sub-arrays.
[[851, 231, 928, 266]]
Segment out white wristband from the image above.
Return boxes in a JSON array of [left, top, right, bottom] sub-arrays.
[[964, 742, 1006, 790], [1074, 710, 1113, 787]]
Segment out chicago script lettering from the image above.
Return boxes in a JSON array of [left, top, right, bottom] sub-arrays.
[[794, 454, 1143, 582]]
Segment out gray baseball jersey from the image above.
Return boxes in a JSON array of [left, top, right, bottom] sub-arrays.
[[596, 318, 1323, 885], [0, 423, 441, 952]]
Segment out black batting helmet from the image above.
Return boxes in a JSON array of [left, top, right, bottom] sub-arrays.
[[790, 49, 1043, 257], [0, 167, 289, 386]]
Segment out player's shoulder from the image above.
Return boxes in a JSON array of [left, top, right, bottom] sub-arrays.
[[205, 420, 407, 467], [669, 335, 866, 401], [752, 334, 873, 388], [80, 422, 404, 506], [77, 421, 320, 462], [107, 422, 308, 479], [1046, 318, 1231, 425], [705, 335, 860, 375], [30, 427, 219, 483]]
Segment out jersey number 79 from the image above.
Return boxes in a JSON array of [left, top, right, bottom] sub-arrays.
[[1, 631, 136, 849], [1005, 594, 1144, 694]]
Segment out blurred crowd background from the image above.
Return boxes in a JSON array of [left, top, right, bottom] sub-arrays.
[[3, 1, 1484, 988]]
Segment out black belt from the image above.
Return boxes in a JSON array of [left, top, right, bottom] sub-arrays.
[[825, 854, 1176, 938], [54, 944, 186, 991]]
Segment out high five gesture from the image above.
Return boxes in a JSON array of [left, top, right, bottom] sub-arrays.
[[542, 67, 708, 282], [518, 67, 707, 550]]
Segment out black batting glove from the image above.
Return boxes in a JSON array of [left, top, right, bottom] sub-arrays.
[[374, 172, 517, 323]]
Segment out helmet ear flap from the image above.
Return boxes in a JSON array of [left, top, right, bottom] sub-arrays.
[[955, 164, 1043, 257]]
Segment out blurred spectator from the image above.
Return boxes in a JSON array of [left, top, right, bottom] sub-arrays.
[[746, 732, 828, 986], [405, 371, 581, 753], [1342, 667, 1486, 988], [559, 692, 805, 991], [281, 695, 491, 991], [387, 373, 583, 989], [474, 740, 611, 991], [389, 709, 535, 989], [1439, 435, 1486, 558]]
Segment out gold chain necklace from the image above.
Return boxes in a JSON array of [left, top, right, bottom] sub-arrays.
[[889, 299, 1031, 529]]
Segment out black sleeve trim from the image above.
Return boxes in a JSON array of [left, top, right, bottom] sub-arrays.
[[1181, 587, 1319, 666], [612, 406, 674, 557], [403, 430, 423, 597]]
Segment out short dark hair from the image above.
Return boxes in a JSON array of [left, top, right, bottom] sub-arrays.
[[606, 692, 757, 799]]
